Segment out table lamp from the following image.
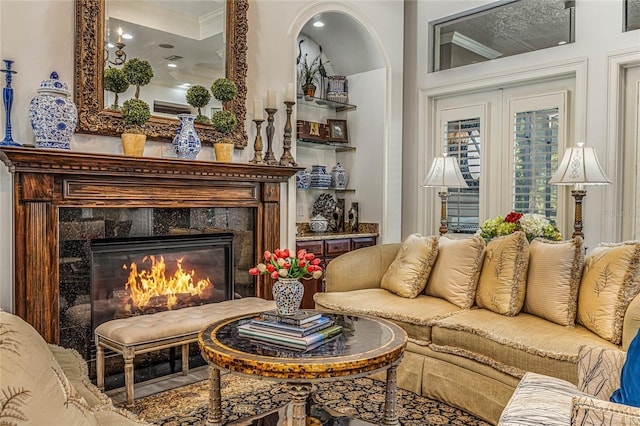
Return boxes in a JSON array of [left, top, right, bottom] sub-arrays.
[[548, 142, 611, 238], [421, 153, 468, 235]]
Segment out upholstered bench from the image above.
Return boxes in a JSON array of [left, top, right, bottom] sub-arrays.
[[95, 297, 276, 406]]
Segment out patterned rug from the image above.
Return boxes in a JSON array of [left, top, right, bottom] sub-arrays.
[[124, 375, 490, 425]]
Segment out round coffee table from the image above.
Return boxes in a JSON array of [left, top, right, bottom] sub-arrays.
[[198, 310, 407, 426]]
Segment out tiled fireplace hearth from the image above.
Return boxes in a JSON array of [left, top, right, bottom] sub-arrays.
[[0, 147, 299, 345]]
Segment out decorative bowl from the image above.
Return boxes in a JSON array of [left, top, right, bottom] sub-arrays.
[[309, 215, 329, 233]]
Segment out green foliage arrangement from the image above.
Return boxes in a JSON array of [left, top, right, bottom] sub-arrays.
[[211, 110, 237, 134], [298, 53, 321, 86], [103, 67, 130, 110], [123, 58, 154, 99], [185, 85, 212, 124], [211, 78, 238, 102], [121, 98, 151, 133]]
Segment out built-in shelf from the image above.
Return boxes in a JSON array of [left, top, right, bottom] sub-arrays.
[[297, 140, 356, 152], [296, 93, 356, 112]]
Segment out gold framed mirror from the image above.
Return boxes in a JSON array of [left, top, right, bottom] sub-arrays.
[[73, 0, 248, 148]]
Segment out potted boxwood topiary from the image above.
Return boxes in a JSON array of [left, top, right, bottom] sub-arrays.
[[103, 67, 129, 110], [185, 85, 211, 124], [210, 77, 238, 162], [120, 98, 150, 156], [123, 58, 153, 99]]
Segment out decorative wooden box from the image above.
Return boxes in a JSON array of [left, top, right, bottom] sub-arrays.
[[296, 120, 329, 143]]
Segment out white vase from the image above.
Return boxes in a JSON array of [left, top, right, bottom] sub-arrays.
[[272, 278, 304, 315]]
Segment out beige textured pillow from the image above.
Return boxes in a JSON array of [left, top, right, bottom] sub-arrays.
[[381, 233, 439, 298], [425, 235, 486, 308], [475, 231, 530, 316], [523, 237, 584, 326], [577, 241, 640, 344]]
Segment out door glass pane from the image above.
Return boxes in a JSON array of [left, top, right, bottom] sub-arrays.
[[445, 119, 481, 233], [513, 108, 559, 221], [626, 0, 640, 32]]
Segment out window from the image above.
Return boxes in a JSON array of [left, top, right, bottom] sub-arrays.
[[445, 119, 481, 233], [431, 0, 575, 72], [513, 108, 559, 221], [625, 0, 640, 32]]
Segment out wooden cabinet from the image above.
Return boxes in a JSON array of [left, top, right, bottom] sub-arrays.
[[296, 235, 377, 308]]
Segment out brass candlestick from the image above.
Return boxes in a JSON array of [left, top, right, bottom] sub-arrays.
[[279, 100, 297, 166], [249, 119, 265, 164], [263, 108, 278, 166]]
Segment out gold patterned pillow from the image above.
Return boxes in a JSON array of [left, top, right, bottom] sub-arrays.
[[577, 241, 640, 345], [523, 237, 584, 326], [425, 235, 486, 308], [381, 234, 439, 298], [475, 231, 529, 316]]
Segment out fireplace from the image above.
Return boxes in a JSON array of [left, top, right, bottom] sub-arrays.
[[91, 233, 234, 333]]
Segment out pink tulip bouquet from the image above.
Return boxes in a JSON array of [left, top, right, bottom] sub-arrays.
[[249, 248, 323, 280]]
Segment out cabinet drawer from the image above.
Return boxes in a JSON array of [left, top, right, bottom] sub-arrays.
[[296, 240, 324, 256], [325, 239, 351, 256], [352, 236, 377, 250]]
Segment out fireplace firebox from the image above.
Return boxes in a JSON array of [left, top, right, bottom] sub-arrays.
[[90, 233, 234, 334]]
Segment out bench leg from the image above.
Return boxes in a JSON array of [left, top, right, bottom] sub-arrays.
[[182, 343, 189, 376], [96, 338, 105, 390], [124, 347, 135, 407]]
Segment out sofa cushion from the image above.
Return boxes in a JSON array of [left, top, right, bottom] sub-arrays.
[[0, 311, 98, 425], [425, 235, 486, 309], [577, 241, 640, 344], [523, 237, 584, 326], [498, 372, 588, 426], [381, 234, 439, 298], [475, 232, 530, 316], [430, 309, 619, 384], [314, 288, 462, 343]]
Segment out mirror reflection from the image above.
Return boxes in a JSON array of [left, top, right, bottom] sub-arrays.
[[104, 0, 226, 119]]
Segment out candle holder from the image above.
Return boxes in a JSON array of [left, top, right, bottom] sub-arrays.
[[1, 59, 21, 146], [279, 101, 297, 166], [249, 119, 265, 164], [263, 108, 278, 166]]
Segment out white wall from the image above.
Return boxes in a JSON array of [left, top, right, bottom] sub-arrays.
[[0, 0, 404, 312], [403, 0, 640, 251]]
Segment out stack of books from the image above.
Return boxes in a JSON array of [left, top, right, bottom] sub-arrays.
[[238, 310, 342, 351]]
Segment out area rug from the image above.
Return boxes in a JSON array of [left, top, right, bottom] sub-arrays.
[[124, 375, 490, 425]]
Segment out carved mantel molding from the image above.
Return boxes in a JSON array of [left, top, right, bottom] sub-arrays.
[[0, 147, 300, 342]]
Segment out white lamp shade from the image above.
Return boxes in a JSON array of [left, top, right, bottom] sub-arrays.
[[549, 145, 611, 185], [421, 156, 469, 189]]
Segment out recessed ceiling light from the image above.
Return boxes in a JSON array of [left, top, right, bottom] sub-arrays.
[[557, 40, 567, 45], [313, 21, 324, 28], [122, 33, 133, 40], [167, 63, 177, 68]]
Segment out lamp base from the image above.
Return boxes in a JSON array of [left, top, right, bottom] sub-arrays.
[[570, 189, 586, 239], [437, 191, 450, 235]]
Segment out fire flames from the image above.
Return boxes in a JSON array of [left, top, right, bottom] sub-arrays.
[[123, 255, 213, 310]]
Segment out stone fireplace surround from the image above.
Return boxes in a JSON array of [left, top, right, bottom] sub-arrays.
[[0, 147, 299, 344]]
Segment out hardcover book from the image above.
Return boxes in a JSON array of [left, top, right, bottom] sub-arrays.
[[238, 323, 343, 350], [249, 316, 333, 337], [260, 309, 323, 326]]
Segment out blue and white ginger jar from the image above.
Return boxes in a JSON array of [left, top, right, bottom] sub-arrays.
[[174, 114, 201, 159], [296, 169, 311, 189], [330, 163, 349, 189], [28, 72, 77, 150]]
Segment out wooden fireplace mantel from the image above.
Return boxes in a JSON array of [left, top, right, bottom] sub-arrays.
[[0, 147, 300, 343]]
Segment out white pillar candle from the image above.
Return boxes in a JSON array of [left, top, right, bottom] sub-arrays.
[[267, 89, 277, 109], [285, 83, 295, 102], [253, 99, 263, 118]]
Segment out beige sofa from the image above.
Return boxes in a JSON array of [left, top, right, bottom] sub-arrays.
[[0, 310, 149, 425], [314, 234, 640, 425]]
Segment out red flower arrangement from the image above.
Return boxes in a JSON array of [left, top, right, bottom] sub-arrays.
[[504, 212, 523, 223], [249, 248, 323, 280]]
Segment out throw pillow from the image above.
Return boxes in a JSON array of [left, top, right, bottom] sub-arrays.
[[577, 241, 640, 345], [611, 328, 640, 407], [424, 235, 486, 308], [523, 237, 584, 326], [475, 231, 529, 316], [381, 233, 439, 298]]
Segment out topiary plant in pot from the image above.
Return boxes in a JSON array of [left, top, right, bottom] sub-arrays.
[[120, 98, 150, 156], [210, 77, 238, 162], [185, 85, 211, 124], [123, 58, 153, 100], [103, 67, 129, 110]]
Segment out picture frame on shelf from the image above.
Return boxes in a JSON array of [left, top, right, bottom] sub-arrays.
[[327, 119, 348, 143]]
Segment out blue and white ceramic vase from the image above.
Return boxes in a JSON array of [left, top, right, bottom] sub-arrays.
[[28, 72, 77, 150], [330, 163, 349, 189], [310, 165, 331, 189], [272, 278, 304, 316], [174, 114, 201, 159], [296, 169, 311, 189]]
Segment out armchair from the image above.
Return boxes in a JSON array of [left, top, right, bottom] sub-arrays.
[[499, 345, 640, 425]]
